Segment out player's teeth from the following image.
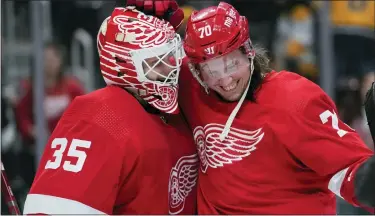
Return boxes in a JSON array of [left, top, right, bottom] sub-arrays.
[[223, 82, 237, 91]]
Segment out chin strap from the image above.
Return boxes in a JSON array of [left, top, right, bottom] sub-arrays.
[[219, 57, 254, 141]]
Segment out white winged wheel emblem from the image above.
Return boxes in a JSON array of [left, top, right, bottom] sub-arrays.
[[112, 14, 175, 48], [193, 123, 265, 173], [168, 154, 199, 214]]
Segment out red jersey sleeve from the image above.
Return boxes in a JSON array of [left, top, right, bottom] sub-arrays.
[[23, 117, 138, 214], [284, 91, 374, 205]]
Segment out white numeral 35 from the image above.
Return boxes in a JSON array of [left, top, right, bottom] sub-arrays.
[[45, 138, 91, 173]]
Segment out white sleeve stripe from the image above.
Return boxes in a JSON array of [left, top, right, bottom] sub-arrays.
[[23, 194, 107, 215], [328, 167, 349, 199]]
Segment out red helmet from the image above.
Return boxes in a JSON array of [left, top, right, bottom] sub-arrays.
[[97, 7, 184, 114], [183, 2, 254, 64]]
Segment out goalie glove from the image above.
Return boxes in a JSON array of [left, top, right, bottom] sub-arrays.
[[126, 0, 184, 30]]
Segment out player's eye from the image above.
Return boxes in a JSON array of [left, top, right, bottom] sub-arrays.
[[210, 71, 220, 77], [227, 64, 236, 69], [157, 77, 166, 82]]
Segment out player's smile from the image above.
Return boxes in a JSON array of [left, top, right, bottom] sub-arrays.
[[198, 49, 251, 102], [221, 80, 240, 92]]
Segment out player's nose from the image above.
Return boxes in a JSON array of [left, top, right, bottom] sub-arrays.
[[219, 76, 233, 86]]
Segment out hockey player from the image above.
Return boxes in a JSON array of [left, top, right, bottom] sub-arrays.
[[127, 0, 375, 214], [23, 7, 198, 215]]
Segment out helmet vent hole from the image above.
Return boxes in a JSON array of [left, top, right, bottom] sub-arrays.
[[202, 41, 216, 46], [117, 72, 125, 77], [115, 56, 127, 63]]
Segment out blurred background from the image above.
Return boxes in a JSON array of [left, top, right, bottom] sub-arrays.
[[1, 0, 374, 214]]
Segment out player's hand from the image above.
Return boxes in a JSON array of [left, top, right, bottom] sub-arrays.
[[126, 0, 184, 30]]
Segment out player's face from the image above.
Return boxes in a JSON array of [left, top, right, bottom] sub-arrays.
[[199, 49, 251, 101], [142, 54, 176, 82], [44, 47, 62, 78]]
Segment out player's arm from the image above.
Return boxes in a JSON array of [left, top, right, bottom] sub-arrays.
[[284, 90, 374, 209], [23, 119, 137, 215], [354, 156, 375, 208], [356, 82, 375, 208]]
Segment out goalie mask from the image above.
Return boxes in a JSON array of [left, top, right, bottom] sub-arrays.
[[97, 7, 184, 114]]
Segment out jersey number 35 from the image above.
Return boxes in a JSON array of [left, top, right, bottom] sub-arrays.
[[44, 138, 91, 173]]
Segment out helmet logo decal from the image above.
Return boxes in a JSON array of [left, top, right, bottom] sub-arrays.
[[113, 14, 175, 48]]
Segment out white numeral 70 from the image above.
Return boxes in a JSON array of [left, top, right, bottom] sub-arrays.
[[198, 25, 212, 38], [45, 138, 91, 173], [319, 110, 348, 137]]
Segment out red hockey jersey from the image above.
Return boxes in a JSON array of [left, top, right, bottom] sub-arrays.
[[23, 86, 198, 215], [179, 67, 374, 214]]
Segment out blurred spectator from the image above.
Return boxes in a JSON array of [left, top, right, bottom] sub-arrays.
[[13, 41, 85, 187], [331, 1, 375, 80], [276, 1, 375, 83], [15, 41, 85, 144], [335, 73, 374, 151], [233, 0, 311, 60], [276, 3, 318, 82], [336, 78, 362, 130]]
